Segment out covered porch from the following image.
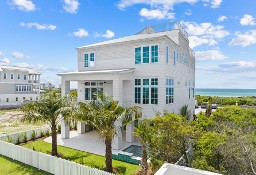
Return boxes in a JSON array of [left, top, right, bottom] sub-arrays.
[[57, 68, 137, 150]]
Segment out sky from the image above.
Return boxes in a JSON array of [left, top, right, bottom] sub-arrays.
[[0, 0, 256, 89]]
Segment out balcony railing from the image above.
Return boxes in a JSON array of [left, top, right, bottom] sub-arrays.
[[28, 80, 39, 83]]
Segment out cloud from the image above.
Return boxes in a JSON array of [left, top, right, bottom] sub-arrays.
[[229, 30, 256, 47], [12, 51, 30, 58], [195, 50, 227, 61], [15, 62, 30, 68], [63, 0, 80, 14], [218, 15, 227, 22], [95, 30, 115, 39], [203, 0, 222, 8], [240, 14, 255, 26], [188, 36, 216, 48], [0, 58, 11, 64], [72, 28, 89, 38], [182, 21, 229, 48], [200, 61, 256, 74], [11, 0, 36, 12], [20, 22, 57, 30], [185, 9, 192, 16], [117, 0, 198, 10], [139, 8, 175, 20], [0, 51, 3, 55]]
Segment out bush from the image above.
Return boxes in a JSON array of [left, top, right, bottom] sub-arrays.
[[23, 133, 28, 143], [116, 166, 127, 175], [16, 135, 21, 145], [45, 130, 50, 137], [6, 136, 13, 143], [40, 131, 45, 138], [31, 130, 36, 140]]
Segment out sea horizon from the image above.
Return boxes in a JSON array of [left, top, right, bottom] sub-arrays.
[[195, 88, 256, 97]]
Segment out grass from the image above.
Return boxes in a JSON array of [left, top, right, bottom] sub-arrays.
[[0, 155, 51, 175], [22, 140, 140, 175]]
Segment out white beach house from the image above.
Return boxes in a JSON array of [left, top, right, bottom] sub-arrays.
[[58, 23, 195, 149], [0, 66, 41, 109]]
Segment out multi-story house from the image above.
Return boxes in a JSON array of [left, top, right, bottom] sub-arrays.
[[0, 66, 40, 108], [58, 23, 195, 149]]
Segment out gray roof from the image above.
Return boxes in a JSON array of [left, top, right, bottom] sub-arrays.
[[77, 30, 179, 49], [0, 66, 40, 74]]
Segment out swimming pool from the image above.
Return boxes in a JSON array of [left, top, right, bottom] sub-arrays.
[[123, 145, 142, 157]]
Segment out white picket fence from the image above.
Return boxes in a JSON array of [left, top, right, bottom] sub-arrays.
[[0, 140, 113, 175]]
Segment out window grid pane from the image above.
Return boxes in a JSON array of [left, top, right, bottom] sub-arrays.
[[151, 45, 158, 63], [143, 46, 149, 63], [151, 87, 158, 104], [166, 78, 174, 104], [143, 79, 149, 86], [135, 47, 141, 64], [143, 87, 149, 104], [84, 54, 89, 67]]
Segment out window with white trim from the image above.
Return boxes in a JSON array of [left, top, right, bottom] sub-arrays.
[[17, 74, 20, 79], [3, 73, 6, 79], [11, 73, 14, 79], [134, 78, 158, 105], [84, 81, 103, 100], [166, 78, 174, 104], [84, 53, 95, 68], [16, 85, 33, 92], [135, 45, 158, 64]]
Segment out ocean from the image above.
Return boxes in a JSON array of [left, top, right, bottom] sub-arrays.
[[195, 89, 256, 97]]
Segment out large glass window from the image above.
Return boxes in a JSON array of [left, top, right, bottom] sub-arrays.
[[84, 54, 89, 67], [135, 78, 158, 105], [151, 45, 158, 63], [135, 47, 141, 64], [143, 46, 149, 63], [84, 81, 103, 100], [166, 78, 174, 104], [16, 85, 33, 92]]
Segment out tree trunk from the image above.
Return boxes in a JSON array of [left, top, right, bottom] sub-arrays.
[[51, 124, 58, 156], [141, 145, 148, 175], [105, 137, 113, 173]]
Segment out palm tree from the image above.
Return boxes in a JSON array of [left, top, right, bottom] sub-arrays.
[[75, 93, 141, 173], [179, 105, 191, 121], [133, 121, 150, 175], [21, 91, 75, 156]]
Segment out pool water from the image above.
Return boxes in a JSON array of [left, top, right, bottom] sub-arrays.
[[123, 145, 142, 157]]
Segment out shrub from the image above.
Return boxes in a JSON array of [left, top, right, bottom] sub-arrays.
[[6, 136, 13, 143], [45, 129, 50, 137], [23, 133, 28, 143], [40, 130, 45, 138], [116, 166, 127, 175], [16, 135, 21, 145], [31, 130, 36, 140]]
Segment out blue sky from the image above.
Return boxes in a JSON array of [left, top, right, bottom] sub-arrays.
[[0, 0, 256, 89]]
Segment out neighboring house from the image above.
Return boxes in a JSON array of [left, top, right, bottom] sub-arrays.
[[0, 66, 40, 109], [58, 23, 196, 149], [40, 82, 55, 90]]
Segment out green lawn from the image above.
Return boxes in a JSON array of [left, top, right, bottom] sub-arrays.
[[0, 155, 51, 175], [22, 140, 140, 175]]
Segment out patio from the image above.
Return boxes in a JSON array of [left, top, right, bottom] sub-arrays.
[[44, 130, 141, 156]]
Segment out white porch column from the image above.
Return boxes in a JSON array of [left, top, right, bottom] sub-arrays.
[[126, 122, 135, 142], [61, 80, 70, 139], [113, 119, 123, 150], [113, 78, 123, 106], [61, 118, 70, 139], [77, 121, 85, 134]]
